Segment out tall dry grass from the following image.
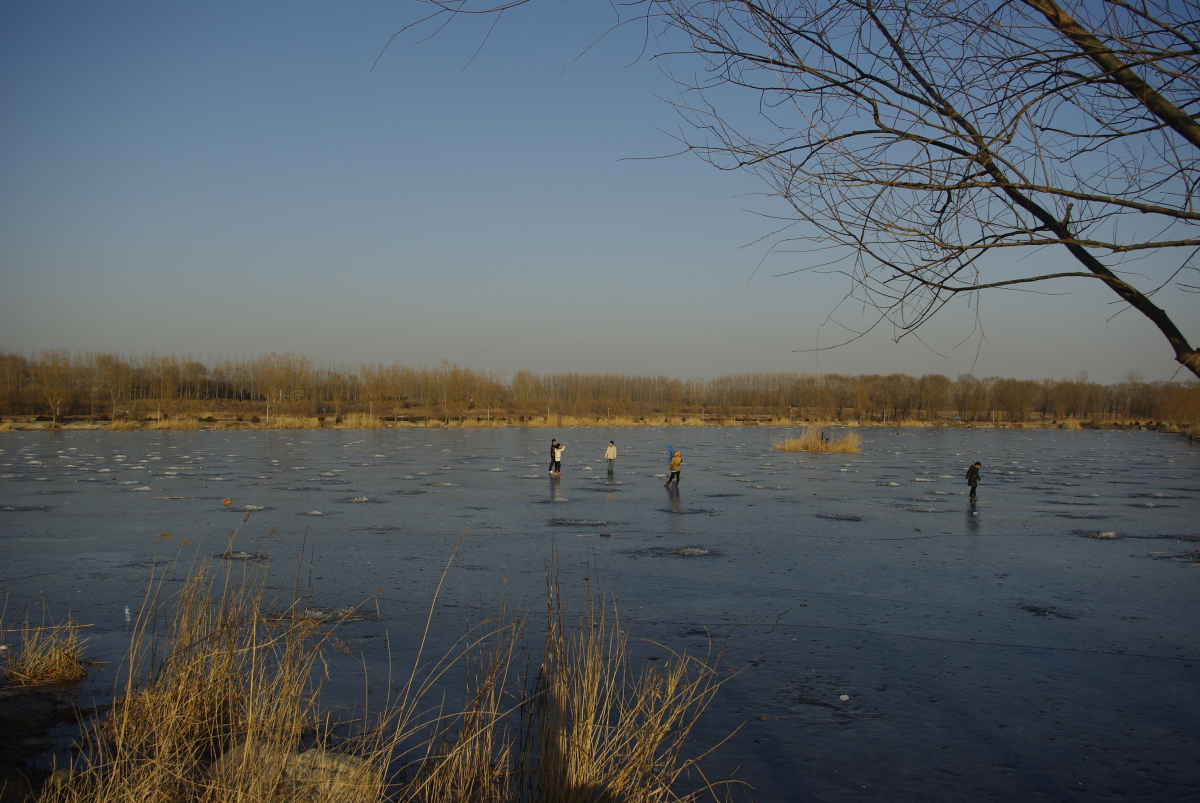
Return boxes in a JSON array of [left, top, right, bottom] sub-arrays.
[[335, 413, 384, 429], [42, 551, 730, 803], [773, 427, 862, 453], [259, 414, 320, 429], [145, 417, 200, 430], [1, 618, 88, 686]]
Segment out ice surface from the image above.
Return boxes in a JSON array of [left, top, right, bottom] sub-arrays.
[[0, 427, 1197, 801]]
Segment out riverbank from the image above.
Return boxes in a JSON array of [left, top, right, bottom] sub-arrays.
[[2, 414, 1193, 435]]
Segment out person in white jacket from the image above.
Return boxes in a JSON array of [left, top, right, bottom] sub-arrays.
[[604, 441, 616, 475]]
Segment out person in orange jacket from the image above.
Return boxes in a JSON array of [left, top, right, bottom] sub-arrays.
[[665, 450, 682, 487]]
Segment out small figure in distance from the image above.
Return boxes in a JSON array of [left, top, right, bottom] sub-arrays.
[[548, 438, 558, 474], [553, 442, 565, 476], [665, 450, 682, 488], [966, 461, 981, 499], [605, 440, 616, 476]]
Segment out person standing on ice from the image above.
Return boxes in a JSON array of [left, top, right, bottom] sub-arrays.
[[665, 450, 682, 487], [553, 443, 565, 475], [548, 438, 558, 474], [965, 461, 981, 499], [605, 441, 616, 475]]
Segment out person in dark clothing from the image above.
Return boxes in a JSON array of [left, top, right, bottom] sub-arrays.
[[549, 439, 558, 474], [966, 461, 981, 499]]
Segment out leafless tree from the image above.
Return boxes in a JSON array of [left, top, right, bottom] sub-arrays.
[[34, 350, 72, 426], [98, 354, 131, 424], [391, 0, 1200, 376]]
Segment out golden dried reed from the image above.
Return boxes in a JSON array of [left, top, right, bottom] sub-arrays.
[[335, 413, 384, 429], [773, 427, 862, 453], [41, 551, 730, 803], [2, 618, 88, 686], [145, 417, 200, 430]]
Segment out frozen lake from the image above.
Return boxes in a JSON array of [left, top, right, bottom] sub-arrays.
[[2, 426, 1198, 801]]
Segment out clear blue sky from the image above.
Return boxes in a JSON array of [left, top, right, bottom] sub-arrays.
[[1, 1, 1194, 384]]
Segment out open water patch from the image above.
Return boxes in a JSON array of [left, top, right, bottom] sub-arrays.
[[389, 489, 432, 495], [1152, 549, 1200, 565], [1021, 603, 1075, 619], [1075, 530, 1121, 539], [337, 496, 382, 504], [658, 507, 715, 516], [816, 513, 863, 522], [550, 518, 608, 527], [705, 493, 741, 498], [0, 505, 51, 513], [626, 546, 721, 558], [217, 550, 268, 565], [1054, 512, 1109, 519], [301, 605, 374, 623], [1127, 502, 1178, 508]]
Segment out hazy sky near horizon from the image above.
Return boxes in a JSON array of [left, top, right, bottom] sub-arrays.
[[1, 1, 1195, 385]]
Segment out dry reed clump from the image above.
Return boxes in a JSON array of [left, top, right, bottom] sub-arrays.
[[259, 414, 320, 429], [773, 427, 862, 453], [145, 417, 200, 431], [1058, 419, 1082, 430], [2, 618, 88, 686], [334, 413, 384, 429], [43, 561, 373, 803], [404, 556, 727, 803], [107, 419, 139, 431], [43, 552, 731, 803]]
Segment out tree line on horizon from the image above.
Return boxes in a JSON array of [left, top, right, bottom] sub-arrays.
[[1, 350, 1196, 425]]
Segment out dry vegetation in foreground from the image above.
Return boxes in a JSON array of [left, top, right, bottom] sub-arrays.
[[39, 553, 731, 803], [1, 619, 88, 687], [773, 428, 863, 453]]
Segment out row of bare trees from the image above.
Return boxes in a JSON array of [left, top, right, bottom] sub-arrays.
[[1, 350, 1195, 424]]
